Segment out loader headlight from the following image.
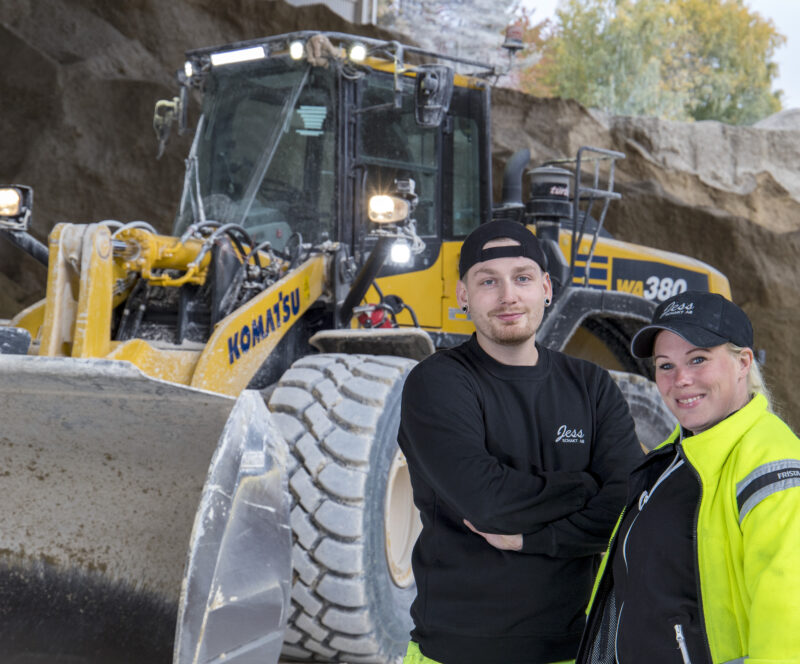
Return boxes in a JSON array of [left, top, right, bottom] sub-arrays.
[[390, 239, 412, 264], [184, 60, 194, 79], [368, 195, 410, 224], [349, 43, 367, 62], [0, 187, 22, 217], [289, 40, 305, 60], [0, 185, 32, 231]]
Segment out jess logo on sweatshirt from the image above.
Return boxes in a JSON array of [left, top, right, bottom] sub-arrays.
[[555, 425, 585, 444]]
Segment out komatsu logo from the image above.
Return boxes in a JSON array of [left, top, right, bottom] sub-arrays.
[[227, 287, 301, 364]]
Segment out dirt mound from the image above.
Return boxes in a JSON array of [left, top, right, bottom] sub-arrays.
[[492, 88, 800, 424], [2, 1, 798, 428], [0, 0, 396, 309]]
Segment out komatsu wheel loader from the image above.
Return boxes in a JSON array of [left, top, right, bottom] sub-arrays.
[[0, 31, 731, 664]]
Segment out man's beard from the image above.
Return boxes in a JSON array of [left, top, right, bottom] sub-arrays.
[[482, 309, 542, 346], [488, 323, 536, 345]]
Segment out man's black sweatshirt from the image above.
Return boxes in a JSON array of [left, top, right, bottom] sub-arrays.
[[397, 335, 642, 664]]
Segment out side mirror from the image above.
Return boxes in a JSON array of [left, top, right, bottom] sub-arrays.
[[178, 84, 189, 135], [153, 95, 184, 159], [0, 186, 33, 232], [414, 65, 454, 128]]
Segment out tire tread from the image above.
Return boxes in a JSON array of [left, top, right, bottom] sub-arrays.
[[267, 354, 416, 662]]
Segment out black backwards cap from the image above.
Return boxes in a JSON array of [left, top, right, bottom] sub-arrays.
[[630, 291, 753, 359], [458, 220, 548, 279]]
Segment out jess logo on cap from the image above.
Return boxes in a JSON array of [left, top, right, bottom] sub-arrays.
[[660, 301, 694, 317]]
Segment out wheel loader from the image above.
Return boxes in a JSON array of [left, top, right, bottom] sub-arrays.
[[0, 31, 731, 664]]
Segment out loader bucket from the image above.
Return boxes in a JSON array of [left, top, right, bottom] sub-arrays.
[[175, 391, 291, 664], [0, 355, 291, 664]]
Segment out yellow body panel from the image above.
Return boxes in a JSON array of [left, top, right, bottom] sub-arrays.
[[10, 298, 45, 342], [370, 241, 476, 336], [39, 224, 115, 357], [114, 228, 212, 287], [557, 227, 731, 299], [191, 254, 327, 395], [373, 251, 445, 328], [368, 228, 730, 344], [439, 240, 474, 335], [107, 339, 201, 384], [39, 224, 74, 356], [71, 225, 114, 358], [29, 223, 326, 393]]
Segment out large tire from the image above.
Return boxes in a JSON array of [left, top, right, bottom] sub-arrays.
[[267, 353, 419, 663], [610, 371, 677, 451]]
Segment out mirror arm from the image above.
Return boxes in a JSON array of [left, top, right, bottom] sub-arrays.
[[0, 229, 49, 267]]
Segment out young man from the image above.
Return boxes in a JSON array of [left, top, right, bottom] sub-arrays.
[[397, 220, 643, 664]]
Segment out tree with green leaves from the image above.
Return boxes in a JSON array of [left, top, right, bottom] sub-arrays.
[[521, 0, 785, 124]]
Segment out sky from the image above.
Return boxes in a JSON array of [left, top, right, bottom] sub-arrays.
[[519, 0, 799, 110]]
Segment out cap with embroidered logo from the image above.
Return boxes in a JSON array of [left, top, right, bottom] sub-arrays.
[[630, 291, 753, 359], [458, 220, 548, 279]]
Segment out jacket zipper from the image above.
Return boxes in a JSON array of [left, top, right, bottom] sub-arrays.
[[636, 451, 684, 511], [674, 624, 692, 664], [676, 443, 714, 663]]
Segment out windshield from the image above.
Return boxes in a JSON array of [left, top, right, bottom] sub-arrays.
[[174, 59, 337, 251]]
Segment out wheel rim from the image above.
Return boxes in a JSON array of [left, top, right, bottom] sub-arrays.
[[384, 448, 421, 588]]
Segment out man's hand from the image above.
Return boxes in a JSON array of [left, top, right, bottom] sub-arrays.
[[463, 519, 522, 551]]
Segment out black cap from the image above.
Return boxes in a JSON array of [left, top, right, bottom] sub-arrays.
[[630, 291, 753, 358], [458, 220, 547, 279]]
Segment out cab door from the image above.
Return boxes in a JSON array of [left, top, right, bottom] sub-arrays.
[[349, 71, 491, 335], [438, 81, 491, 338], [352, 69, 444, 329]]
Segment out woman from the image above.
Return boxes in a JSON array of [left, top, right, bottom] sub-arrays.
[[576, 291, 800, 664]]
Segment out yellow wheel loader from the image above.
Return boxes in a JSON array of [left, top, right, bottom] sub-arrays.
[[0, 31, 730, 664]]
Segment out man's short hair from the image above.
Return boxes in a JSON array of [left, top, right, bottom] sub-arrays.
[[459, 220, 548, 279]]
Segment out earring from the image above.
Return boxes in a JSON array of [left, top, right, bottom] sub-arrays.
[[462, 305, 468, 313], [544, 298, 551, 307]]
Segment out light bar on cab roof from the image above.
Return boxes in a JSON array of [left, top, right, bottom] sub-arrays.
[[289, 40, 305, 60], [349, 43, 367, 62], [210, 46, 266, 67]]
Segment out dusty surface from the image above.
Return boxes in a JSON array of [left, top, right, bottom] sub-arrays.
[[492, 89, 800, 428], [0, 355, 234, 593], [1, 0, 799, 429]]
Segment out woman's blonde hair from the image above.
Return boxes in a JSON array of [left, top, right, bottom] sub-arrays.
[[726, 343, 773, 412]]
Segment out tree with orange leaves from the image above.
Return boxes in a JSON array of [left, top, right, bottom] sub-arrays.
[[518, 0, 784, 124]]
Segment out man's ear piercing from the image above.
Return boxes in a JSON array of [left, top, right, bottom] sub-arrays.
[[544, 298, 551, 307], [462, 305, 468, 312]]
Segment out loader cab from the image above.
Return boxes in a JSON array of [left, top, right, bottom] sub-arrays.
[[172, 34, 492, 274]]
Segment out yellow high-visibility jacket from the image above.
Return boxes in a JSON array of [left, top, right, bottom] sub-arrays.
[[578, 394, 800, 663]]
